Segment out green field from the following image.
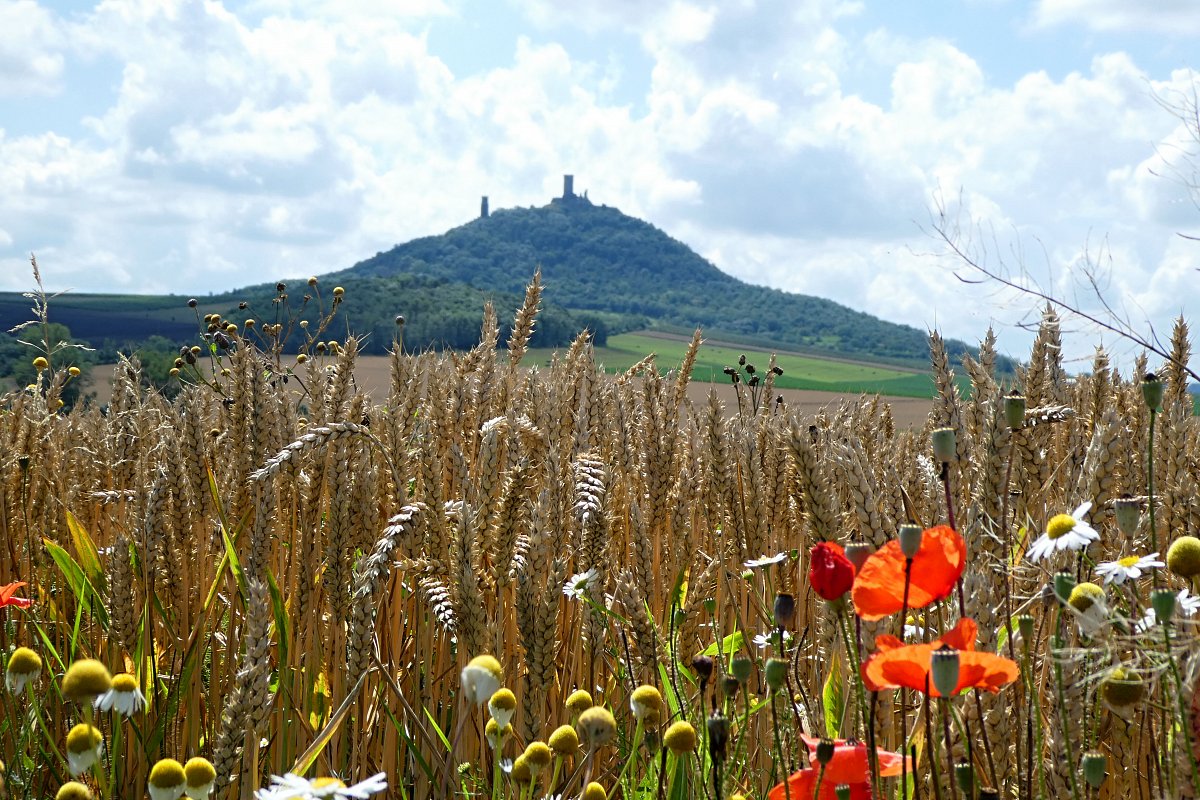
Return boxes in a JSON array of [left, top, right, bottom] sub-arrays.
[[529, 331, 945, 398]]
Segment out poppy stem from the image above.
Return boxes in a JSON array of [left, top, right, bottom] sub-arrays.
[[939, 697, 957, 799], [925, 683, 945, 800], [900, 557, 914, 800], [836, 611, 879, 799], [939, 462, 967, 618]]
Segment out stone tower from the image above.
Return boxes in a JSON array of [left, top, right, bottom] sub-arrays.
[[481, 196, 489, 218], [563, 174, 574, 199]]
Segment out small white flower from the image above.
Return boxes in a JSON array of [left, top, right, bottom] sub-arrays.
[[563, 568, 601, 600], [752, 629, 793, 649], [1095, 553, 1163, 585], [744, 552, 788, 570], [1136, 588, 1200, 632], [1026, 502, 1099, 562], [95, 672, 146, 717], [255, 772, 388, 800]]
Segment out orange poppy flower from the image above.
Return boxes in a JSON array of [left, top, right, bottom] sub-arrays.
[[862, 617, 1019, 696], [768, 770, 869, 800], [0, 581, 31, 610], [851, 524, 966, 621]]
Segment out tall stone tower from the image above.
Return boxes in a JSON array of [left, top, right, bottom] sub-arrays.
[[481, 196, 489, 218], [563, 175, 574, 199]]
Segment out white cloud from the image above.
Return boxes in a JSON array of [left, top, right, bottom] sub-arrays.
[[1034, 0, 1200, 34], [0, 0, 66, 96]]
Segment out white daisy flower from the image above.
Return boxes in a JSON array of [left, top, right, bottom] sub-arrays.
[[1095, 553, 1163, 585], [95, 672, 146, 717], [1136, 588, 1200, 632], [255, 772, 388, 800], [66, 724, 104, 776], [563, 568, 600, 600], [744, 552, 788, 570], [752, 629, 793, 649], [5, 646, 41, 694], [1026, 502, 1100, 562]]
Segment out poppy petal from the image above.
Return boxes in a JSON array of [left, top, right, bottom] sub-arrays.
[[852, 526, 966, 621], [769, 769, 872, 800]]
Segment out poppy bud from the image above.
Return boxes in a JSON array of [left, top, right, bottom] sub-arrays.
[[187, 298, 197, 308], [773, 593, 796, 628], [815, 738, 835, 765], [1003, 390, 1026, 430], [931, 646, 960, 697], [954, 762, 974, 796], [1151, 588, 1177, 625], [1081, 751, 1107, 789], [1113, 496, 1141, 536], [1142, 372, 1164, 411], [722, 676, 740, 702], [730, 656, 753, 684], [764, 658, 787, 691], [898, 524, 923, 560], [844, 541, 873, 572], [931, 427, 957, 463], [738, 354, 746, 366], [276, 282, 286, 293], [707, 714, 728, 761], [1052, 572, 1076, 604], [834, 786, 851, 800], [692, 655, 714, 683], [809, 542, 855, 602]]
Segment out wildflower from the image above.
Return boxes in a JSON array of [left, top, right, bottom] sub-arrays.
[[1026, 502, 1099, 562], [0, 582, 32, 610], [852, 525, 966, 621], [183, 757, 216, 800], [488, 688, 517, 729], [809, 542, 855, 602], [548, 724, 579, 755], [484, 718, 510, 750], [577, 706, 617, 747], [6, 646, 42, 694], [862, 618, 1019, 697], [62, 659, 112, 704], [509, 755, 531, 784], [630, 685, 662, 722], [148, 758, 186, 800], [1095, 553, 1163, 585], [523, 742, 552, 776], [565, 688, 593, 716], [1066, 582, 1108, 636], [65, 724, 104, 776], [32, 356, 48, 371], [582, 782, 607, 800], [96, 672, 146, 717], [460, 655, 502, 706], [1167, 536, 1200, 579], [745, 552, 788, 569], [753, 629, 793, 649], [903, 614, 926, 640], [254, 772, 388, 799], [663, 721, 697, 754], [1135, 588, 1200, 632], [563, 568, 601, 599], [56, 782, 93, 800]]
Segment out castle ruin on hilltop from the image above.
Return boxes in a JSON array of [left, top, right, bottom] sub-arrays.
[[479, 175, 590, 219]]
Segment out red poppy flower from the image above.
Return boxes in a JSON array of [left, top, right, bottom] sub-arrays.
[[768, 770, 870, 800], [851, 524, 966, 621], [862, 617, 1019, 696], [0, 581, 32, 610], [798, 735, 908, 781], [809, 542, 855, 601]]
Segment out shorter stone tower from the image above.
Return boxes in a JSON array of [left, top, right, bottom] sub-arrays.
[[481, 196, 489, 218]]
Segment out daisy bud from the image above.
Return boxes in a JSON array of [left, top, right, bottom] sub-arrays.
[[183, 757, 216, 799], [954, 762, 974, 796], [1152, 588, 1177, 625], [1082, 751, 1107, 789], [1003, 390, 1026, 430], [566, 688, 594, 716], [765, 658, 788, 691], [931, 646, 960, 697], [65, 724, 104, 776], [488, 688, 517, 729], [56, 782, 93, 800], [484, 718, 509, 750], [931, 427, 957, 463], [147, 758, 186, 800], [1067, 582, 1105, 613], [898, 524, 923, 560], [690, 655, 714, 683], [578, 706, 617, 747], [1113, 497, 1141, 536], [664, 721, 697, 755], [523, 742, 552, 775], [835, 786, 852, 800], [730, 656, 753, 684], [32, 357, 48, 371], [509, 755, 531, 784], [843, 541, 873, 572], [1017, 615, 1035, 642], [1167, 536, 1200, 580], [815, 738, 835, 765], [582, 782, 607, 800], [1052, 572, 1076, 604], [6, 646, 42, 693], [548, 724, 579, 756], [62, 659, 112, 704], [773, 592, 796, 628], [1142, 372, 1164, 411], [630, 685, 663, 722]]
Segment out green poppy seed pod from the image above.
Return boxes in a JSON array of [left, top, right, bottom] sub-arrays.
[[835, 785, 851, 800], [930, 646, 960, 697], [1113, 496, 1141, 536], [1152, 588, 1177, 625], [730, 655, 753, 684], [1003, 390, 1026, 430], [1053, 572, 1077, 604], [1142, 372, 1164, 411], [764, 658, 788, 691], [1018, 614, 1035, 642], [954, 762, 974, 796], [815, 738, 836, 765], [898, 524, 923, 560], [707, 714, 728, 761], [773, 593, 796, 628], [1082, 750, 1107, 789], [844, 541, 873, 572], [691, 655, 714, 683], [931, 427, 957, 463]]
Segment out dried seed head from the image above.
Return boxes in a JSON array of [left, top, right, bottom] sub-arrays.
[[1100, 667, 1144, 709], [578, 706, 617, 747]]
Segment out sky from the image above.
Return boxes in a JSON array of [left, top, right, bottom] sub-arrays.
[[2, 0, 1200, 369]]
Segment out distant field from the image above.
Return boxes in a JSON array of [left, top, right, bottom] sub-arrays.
[[528, 331, 942, 399]]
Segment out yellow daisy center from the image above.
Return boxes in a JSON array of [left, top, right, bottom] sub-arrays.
[[1118, 555, 1141, 568], [1047, 514, 1077, 540], [311, 778, 346, 790]]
